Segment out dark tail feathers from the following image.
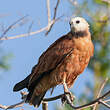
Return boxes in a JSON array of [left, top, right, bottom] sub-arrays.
[[26, 91, 46, 108], [13, 74, 31, 92]]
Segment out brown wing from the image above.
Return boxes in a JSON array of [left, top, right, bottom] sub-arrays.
[[28, 32, 74, 89]]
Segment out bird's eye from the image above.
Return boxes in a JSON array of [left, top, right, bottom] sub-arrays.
[[76, 20, 80, 24]]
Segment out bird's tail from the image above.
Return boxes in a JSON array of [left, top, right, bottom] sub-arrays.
[[26, 91, 47, 108], [13, 74, 31, 92]]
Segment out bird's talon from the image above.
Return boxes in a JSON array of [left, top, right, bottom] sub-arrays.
[[61, 91, 75, 105], [64, 92, 75, 102], [69, 92, 75, 102], [61, 94, 67, 105]]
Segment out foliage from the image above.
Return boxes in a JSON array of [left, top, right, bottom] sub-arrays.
[[0, 49, 12, 72]]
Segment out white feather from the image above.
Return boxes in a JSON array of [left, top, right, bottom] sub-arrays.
[[69, 17, 89, 32]]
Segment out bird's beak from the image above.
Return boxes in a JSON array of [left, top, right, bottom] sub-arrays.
[[69, 22, 71, 26]]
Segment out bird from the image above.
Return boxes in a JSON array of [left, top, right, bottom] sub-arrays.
[[13, 17, 94, 108]]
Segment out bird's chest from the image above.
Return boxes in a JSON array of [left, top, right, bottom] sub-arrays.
[[65, 49, 90, 75], [69, 39, 92, 70], [64, 38, 93, 86]]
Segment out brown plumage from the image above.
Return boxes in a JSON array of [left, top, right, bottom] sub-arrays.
[[13, 17, 94, 107]]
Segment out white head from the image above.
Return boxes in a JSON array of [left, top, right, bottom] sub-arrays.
[[69, 17, 89, 33]]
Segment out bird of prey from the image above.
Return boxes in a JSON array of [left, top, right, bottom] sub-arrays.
[[13, 17, 94, 108]]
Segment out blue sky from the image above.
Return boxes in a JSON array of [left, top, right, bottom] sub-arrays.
[[0, 0, 94, 110]]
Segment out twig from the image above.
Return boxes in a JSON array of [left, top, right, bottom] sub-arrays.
[[1, 89, 110, 110], [0, 0, 61, 40], [43, 93, 66, 102], [42, 102, 48, 110], [102, 0, 110, 4], [0, 101, 25, 109], [0, 26, 48, 40], [47, 0, 51, 24], [104, 99, 110, 103], [27, 20, 34, 36], [53, 0, 60, 20], [0, 79, 109, 110], [71, 90, 110, 110], [19, 90, 110, 110], [93, 78, 108, 110], [45, 0, 60, 35], [0, 15, 28, 39], [0, 93, 65, 110], [98, 100, 110, 109]]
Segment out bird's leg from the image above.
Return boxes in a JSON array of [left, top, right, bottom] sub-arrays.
[[61, 80, 75, 105]]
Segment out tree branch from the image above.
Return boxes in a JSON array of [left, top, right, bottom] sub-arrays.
[[45, 0, 60, 35], [98, 100, 110, 109], [0, 0, 61, 40], [0, 26, 48, 40], [93, 78, 108, 110], [47, 0, 51, 24], [1, 89, 110, 110], [0, 15, 29, 39], [42, 102, 48, 110], [102, 0, 110, 4], [0, 101, 25, 109]]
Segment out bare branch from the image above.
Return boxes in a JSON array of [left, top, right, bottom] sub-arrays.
[[102, 0, 110, 4], [0, 0, 61, 40], [1, 89, 110, 110], [43, 89, 110, 110], [45, 15, 63, 35], [27, 21, 34, 36], [0, 26, 48, 40], [0, 16, 63, 40], [43, 93, 66, 102], [47, 0, 51, 24], [0, 101, 25, 109], [42, 102, 48, 110], [53, 0, 60, 20], [0, 15, 28, 39], [45, 0, 60, 35], [93, 78, 108, 110], [98, 100, 110, 109], [104, 99, 110, 103]]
